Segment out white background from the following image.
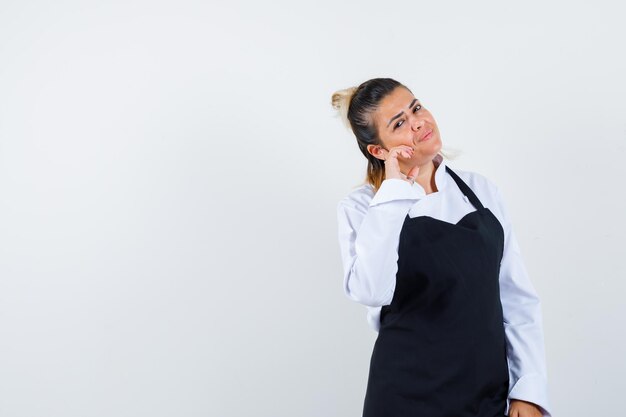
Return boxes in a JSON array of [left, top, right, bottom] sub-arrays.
[[1, 1, 624, 416]]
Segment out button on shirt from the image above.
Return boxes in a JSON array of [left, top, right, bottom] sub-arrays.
[[336, 155, 552, 417]]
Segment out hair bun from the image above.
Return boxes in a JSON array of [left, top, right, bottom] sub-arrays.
[[331, 86, 357, 131]]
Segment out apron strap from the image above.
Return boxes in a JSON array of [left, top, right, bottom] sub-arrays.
[[445, 166, 485, 210]]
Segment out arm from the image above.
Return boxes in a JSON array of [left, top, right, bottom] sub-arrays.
[[336, 179, 423, 307], [494, 186, 553, 417]]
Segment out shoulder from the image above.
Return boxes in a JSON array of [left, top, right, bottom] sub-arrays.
[[448, 165, 509, 227], [337, 183, 375, 214], [448, 166, 500, 199], [449, 165, 504, 215]]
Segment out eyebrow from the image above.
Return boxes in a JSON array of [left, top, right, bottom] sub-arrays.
[[387, 98, 418, 128]]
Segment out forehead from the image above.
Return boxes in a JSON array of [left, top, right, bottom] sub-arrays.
[[376, 87, 415, 119]]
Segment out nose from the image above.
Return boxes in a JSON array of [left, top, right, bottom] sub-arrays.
[[411, 117, 424, 132]]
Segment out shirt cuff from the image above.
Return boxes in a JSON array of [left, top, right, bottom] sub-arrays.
[[369, 178, 425, 207], [506, 373, 552, 417]]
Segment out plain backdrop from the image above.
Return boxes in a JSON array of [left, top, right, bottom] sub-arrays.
[[1, 1, 624, 416]]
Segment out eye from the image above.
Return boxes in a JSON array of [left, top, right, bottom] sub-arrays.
[[393, 104, 422, 130]]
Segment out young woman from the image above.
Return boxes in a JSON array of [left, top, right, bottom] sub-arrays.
[[333, 78, 552, 417]]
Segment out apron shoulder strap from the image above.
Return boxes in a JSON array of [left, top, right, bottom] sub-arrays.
[[445, 166, 485, 210]]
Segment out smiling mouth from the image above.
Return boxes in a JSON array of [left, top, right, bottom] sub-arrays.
[[419, 130, 433, 142]]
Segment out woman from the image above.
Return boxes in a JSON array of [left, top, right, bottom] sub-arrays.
[[333, 78, 552, 417]]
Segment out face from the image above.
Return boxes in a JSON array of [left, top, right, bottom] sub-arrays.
[[369, 86, 442, 167]]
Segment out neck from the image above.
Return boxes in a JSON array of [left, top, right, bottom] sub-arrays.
[[416, 158, 439, 194]]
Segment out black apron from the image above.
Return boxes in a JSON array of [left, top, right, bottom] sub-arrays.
[[362, 165, 509, 417]]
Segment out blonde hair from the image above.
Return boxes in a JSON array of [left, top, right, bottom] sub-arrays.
[[331, 86, 358, 131], [331, 78, 460, 193]]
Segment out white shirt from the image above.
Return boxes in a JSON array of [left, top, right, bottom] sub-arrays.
[[336, 154, 552, 417]]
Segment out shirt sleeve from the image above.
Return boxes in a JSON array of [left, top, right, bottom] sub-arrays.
[[494, 185, 553, 417], [336, 179, 424, 307]]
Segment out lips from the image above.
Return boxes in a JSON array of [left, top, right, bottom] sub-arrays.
[[418, 129, 433, 142]]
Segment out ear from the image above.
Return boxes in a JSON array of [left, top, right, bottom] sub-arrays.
[[366, 144, 384, 160]]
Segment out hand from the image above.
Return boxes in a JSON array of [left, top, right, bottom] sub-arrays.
[[383, 145, 420, 184], [508, 399, 543, 417]]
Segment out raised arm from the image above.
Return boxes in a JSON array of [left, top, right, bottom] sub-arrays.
[[494, 185, 553, 417], [336, 179, 424, 307]]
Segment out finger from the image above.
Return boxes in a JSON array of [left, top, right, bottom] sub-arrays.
[[398, 148, 413, 159], [385, 147, 413, 164]]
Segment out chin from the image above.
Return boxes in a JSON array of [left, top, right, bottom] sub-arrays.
[[425, 139, 442, 154]]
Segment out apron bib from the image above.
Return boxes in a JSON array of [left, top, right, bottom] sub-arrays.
[[362, 165, 509, 417]]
